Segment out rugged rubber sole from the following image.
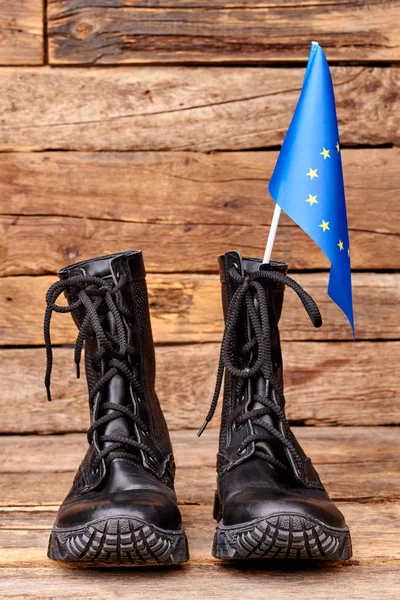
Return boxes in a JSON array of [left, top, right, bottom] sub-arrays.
[[48, 517, 189, 565], [213, 514, 352, 560]]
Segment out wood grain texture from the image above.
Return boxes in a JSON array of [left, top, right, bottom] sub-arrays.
[[0, 342, 398, 433], [3, 215, 399, 275], [0, 66, 398, 151], [1, 149, 399, 274], [47, 0, 400, 64], [0, 566, 399, 599], [0, 0, 43, 65], [1, 428, 400, 505], [0, 148, 398, 229], [0, 273, 398, 345]]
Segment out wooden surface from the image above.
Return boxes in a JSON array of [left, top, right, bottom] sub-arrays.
[[3, 215, 400, 274], [0, 428, 399, 599], [0, 1, 43, 65], [0, 66, 398, 151], [1, 148, 398, 231], [47, 0, 400, 64], [1, 148, 399, 273], [1, 342, 398, 433], [1, 272, 398, 345], [1, 1, 399, 597]]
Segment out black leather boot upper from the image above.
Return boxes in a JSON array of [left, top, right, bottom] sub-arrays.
[[44, 251, 182, 533], [201, 251, 348, 533]]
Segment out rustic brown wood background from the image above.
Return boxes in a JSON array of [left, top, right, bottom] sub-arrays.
[[0, 1, 399, 598]]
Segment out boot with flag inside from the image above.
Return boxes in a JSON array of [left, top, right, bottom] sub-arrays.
[[198, 43, 353, 561]]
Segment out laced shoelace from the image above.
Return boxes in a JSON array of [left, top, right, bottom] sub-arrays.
[[44, 274, 157, 468], [198, 266, 322, 472]]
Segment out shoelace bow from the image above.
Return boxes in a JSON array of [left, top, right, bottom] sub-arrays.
[[198, 266, 322, 472], [44, 274, 157, 468]]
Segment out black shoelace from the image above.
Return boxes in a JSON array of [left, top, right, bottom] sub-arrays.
[[198, 266, 322, 472], [44, 274, 157, 468]]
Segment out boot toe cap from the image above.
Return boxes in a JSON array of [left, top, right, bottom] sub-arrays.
[[221, 488, 347, 530], [55, 489, 183, 532]]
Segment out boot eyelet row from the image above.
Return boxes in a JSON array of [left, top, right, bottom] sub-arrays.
[[238, 393, 246, 404]]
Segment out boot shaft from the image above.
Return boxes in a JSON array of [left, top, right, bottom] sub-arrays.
[[218, 251, 287, 389], [45, 251, 174, 489], [217, 252, 287, 471], [58, 251, 156, 407], [219, 251, 288, 323], [214, 250, 323, 488]]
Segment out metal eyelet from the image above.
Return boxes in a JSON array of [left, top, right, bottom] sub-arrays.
[[233, 420, 243, 431], [237, 446, 245, 456]]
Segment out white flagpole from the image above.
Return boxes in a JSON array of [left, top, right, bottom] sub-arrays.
[[262, 203, 281, 264]]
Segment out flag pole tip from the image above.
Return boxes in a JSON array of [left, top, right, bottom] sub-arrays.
[[311, 41, 319, 46]]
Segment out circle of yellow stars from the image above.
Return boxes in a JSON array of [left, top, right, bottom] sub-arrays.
[[305, 142, 350, 256]]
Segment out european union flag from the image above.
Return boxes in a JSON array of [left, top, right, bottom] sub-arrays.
[[269, 42, 354, 334]]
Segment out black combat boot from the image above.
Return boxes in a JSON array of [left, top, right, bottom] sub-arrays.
[[199, 251, 352, 560], [44, 251, 189, 564]]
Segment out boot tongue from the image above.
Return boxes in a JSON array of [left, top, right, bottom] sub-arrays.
[[241, 257, 290, 467], [73, 258, 138, 461], [99, 310, 137, 453], [250, 374, 288, 464]]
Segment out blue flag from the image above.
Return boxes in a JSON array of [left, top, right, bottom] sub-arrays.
[[269, 42, 354, 334]]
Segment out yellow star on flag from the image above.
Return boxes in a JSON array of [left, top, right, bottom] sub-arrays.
[[320, 147, 330, 160], [306, 167, 318, 180], [338, 239, 344, 251], [336, 142, 340, 153], [305, 193, 318, 206], [319, 220, 330, 232]]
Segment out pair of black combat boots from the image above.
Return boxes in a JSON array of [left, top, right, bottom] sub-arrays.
[[44, 250, 352, 564]]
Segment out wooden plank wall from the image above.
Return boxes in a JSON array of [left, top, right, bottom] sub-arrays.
[[0, 4, 399, 431], [1, 2, 400, 596]]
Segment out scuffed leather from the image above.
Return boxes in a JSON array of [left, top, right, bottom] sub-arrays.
[[217, 459, 346, 528]]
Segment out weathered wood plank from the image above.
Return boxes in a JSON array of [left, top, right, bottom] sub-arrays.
[[1, 429, 399, 506], [3, 428, 399, 472], [0, 66, 398, 151], [0, 502, 399, 567], [47, 0, 400, 64], [0, 565, 399, 599], [0, 343, 398, 433], [0, 273, 398, 344], [1, 149, 398, 232], [0, 1, 43, 65], [1, 148, 398, 274], [3, 215, 399, 274]]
